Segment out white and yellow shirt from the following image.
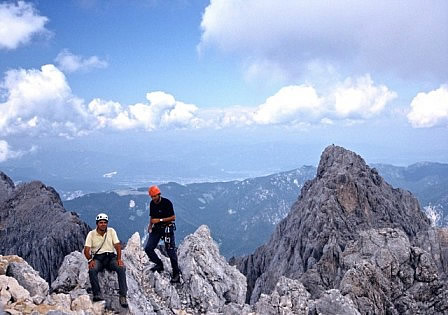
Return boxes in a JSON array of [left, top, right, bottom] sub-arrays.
[[85, 227, 120, 255]]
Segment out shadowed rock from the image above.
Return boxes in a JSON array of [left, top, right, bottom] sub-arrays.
[[0, 172, 90, 284], [0, 172, 14, 203]]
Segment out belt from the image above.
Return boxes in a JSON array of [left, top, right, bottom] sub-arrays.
[[96, 252, 115, 256]]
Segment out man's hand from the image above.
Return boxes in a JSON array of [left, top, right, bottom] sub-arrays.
[[88, 260, 95, 269], [147, 225, 152, 233], [117, 258, 124, 267]]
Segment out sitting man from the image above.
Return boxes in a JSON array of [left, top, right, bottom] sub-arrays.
[[84, 213, 128, 308]]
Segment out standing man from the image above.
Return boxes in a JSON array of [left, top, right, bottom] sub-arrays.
[[84, 213, 128, 308], [144, 185, 181, 283]]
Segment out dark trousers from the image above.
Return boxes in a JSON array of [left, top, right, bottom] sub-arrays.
[[144, 227, 180, 274], [88, 252, 128, 297]]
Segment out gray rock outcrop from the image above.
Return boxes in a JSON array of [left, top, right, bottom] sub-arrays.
[[234, 145, 448, 314], [50, 225, 248, 314], [340, 228, 447, 314], [2, 225, 336, 314], [178, 225, 247, 312], [0, 172, 90, 284]]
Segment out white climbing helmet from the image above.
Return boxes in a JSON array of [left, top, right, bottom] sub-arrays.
[[96, 213, 109, 222]]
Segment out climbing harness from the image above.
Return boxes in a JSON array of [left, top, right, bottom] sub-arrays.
[[164, 223, 176, 249]]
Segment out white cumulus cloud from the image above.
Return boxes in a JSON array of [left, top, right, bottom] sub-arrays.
[[0, 1, 49, 50], [0, 62, 397, 145], [330, 75, 397, 119], [55, 49, 108, 73], [0, 63, 203, 138], [199, 0, 448, 80], [0, 64, 95, 136], [87, 91, 201, 131], [253, 85, 322, 125], [217, 75, 396, 126], [407, 85, 448, 128]]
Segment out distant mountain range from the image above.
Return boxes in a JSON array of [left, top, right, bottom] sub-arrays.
[[64, 166, 316, 258], [63, 161, 448, 258], [373, 162, 448, 226]]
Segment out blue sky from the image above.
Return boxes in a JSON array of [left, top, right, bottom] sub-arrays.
[[0, 0, 447, 175]]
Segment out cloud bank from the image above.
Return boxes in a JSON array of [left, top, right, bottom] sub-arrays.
[[5, 61, 445, 147], [0, 63, 400, 137], [0, 1, 49, 50], [199, 0, 448, 80]]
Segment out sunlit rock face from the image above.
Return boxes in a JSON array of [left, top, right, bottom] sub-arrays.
[[234, 145, 448, 314], [51, 227, 248, 314], [0, 172, 90, 284]]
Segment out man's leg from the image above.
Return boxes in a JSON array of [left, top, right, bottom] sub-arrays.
[[108, 258, 128, 298], [144, 230, 164, 270], [165, 232, 180, 282], [88, 258, 104, 299]]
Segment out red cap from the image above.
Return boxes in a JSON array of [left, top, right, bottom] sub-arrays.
[[148, 185, 161, 197]]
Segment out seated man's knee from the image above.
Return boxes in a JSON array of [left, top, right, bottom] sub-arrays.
[[88, 268, 100, 278]]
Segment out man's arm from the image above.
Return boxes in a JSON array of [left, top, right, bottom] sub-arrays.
[[114, 242, 124, 267], [151, 215, 176, 224], [84, 246, 95, 269], [148, 216, 154, 233], [84, 246, 92, 261]]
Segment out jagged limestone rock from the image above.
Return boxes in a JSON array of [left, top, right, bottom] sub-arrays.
[[0, 223, 408, 314], [254, 277, 311, 314], [311, 289, 360, 315], [415, 227, 448, 275], [0, 274, 31, 304], [48, 226, 248, 314], [51, 251, 90, 293], [178, 225, 247, 313], [339, 228, 444, 314], [234, 145, 446, 315], [5, 255, 49, 299]]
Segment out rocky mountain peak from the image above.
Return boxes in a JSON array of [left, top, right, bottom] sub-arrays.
[[0, 172, 90, 284], [299, 145, 430, 237], [234, 145, 446, 314], [316, 144, 368, 179]]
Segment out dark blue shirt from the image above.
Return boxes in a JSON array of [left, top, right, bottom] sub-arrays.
[[150, 197, 174, 228]]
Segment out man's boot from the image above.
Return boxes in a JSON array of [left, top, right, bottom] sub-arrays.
[[170, 271, 181, 284], [119, 295, 128, 308]]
